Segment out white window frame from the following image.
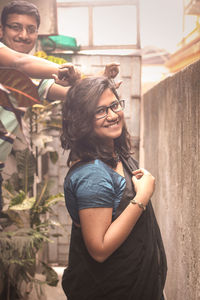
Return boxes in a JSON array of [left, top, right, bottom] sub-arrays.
[[57, 0, 140, 50]]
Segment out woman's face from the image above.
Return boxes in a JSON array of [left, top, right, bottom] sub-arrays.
[[93, 88, 124, 146]]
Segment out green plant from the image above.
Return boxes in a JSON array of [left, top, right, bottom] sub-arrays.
[[0, 227, 50, 299], [1, 155, 64, 299], [0, 72, 64, 300]]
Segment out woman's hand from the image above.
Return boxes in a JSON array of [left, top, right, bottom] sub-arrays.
[[132, 168, 155, 205]]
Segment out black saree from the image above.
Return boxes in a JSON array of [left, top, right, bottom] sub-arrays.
[[62, 156, 167, 300]]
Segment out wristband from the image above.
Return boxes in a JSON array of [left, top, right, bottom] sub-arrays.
[[130, 198, 146, 211]]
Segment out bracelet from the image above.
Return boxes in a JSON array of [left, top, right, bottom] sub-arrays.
[[130, 198, 146, 211]]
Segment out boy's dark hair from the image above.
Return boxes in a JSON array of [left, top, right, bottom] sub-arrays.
[[1, 1, 40, 28], [61, 76, 132, 168]]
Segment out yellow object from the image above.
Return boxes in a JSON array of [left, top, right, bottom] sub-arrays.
[[34, 51, 47, 59], [34, 51, 67, 65]]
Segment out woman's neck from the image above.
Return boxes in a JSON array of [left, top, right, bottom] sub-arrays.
[[113, 160, 124, 177]]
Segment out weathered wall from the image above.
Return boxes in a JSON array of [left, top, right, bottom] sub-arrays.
[[142, 60, 200, 300]]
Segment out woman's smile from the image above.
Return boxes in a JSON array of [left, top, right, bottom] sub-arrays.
[[103, 120, 119, 128]]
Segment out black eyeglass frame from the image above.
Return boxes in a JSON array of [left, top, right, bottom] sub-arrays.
[[5, 23, 38, 35], [95, 100, 125, 120]]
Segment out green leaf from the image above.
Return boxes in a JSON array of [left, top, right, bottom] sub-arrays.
[[5, 209, 24, 227], [41, 262, 59, 287], [10, 190, 26, 206], [0, 67, 40, 108], [51, 233, 63, 238], [15, 149, 36, 194], [44, 193, 64, 208], [10, 197, 36, 211]]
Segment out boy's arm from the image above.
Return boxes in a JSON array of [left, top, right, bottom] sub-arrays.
[[0, 45, 59, 79]]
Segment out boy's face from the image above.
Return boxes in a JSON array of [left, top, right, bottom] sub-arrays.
[[0, 13, 38, 54]]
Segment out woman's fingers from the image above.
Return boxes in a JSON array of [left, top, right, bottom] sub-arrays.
[[132, 168, 150, 175], [132, 168, 144, 179]]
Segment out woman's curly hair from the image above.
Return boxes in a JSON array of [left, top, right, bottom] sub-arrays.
[[61, 76, 132, 168]]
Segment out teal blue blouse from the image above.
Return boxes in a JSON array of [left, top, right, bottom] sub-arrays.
[[64, 159, 126, 224]]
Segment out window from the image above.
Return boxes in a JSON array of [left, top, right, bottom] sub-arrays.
[[57, 0, 140, 50]]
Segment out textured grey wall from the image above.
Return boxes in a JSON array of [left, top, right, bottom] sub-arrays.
[[142, 60, 200, 300]]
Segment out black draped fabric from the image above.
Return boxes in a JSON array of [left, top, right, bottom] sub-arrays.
[[62, 156, 167, 300], [0, 173, 3, 211]]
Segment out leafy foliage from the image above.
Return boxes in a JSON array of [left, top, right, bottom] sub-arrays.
[[0, 71, 64, 299], [25, 100, 62, 160], [0, 67, 40, 108], [15, 149, 36, 194], [0, 228, 50, 299], [1, 172, 64, 299]]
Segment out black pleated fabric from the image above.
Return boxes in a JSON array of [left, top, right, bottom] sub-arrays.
[[62, 156, 167, 300]]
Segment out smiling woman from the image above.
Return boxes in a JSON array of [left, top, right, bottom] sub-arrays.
[[93, 89, 124, 144], [60, 76, 167, 300]]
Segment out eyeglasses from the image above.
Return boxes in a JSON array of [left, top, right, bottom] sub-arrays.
[[5, 23, 38, 35], [95, 100, 125, 120]]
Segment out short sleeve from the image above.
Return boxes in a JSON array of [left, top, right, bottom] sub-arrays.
[[0, 107, 19, 164], [38, 79, 55, 101], [71, 164, 115, 210], [0, 42, 5, 48]]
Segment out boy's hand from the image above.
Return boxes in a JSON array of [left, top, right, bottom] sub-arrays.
[[53, 63, 81, 86]]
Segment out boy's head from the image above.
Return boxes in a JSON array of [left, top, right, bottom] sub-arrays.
[[0, 1, 40, 53]]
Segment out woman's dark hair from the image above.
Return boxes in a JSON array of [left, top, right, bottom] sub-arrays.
[[61, 76, 132, 168], [1, 1, 40, 28]]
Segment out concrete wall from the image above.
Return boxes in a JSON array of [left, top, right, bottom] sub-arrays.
[[141, 59, 200, 300]]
